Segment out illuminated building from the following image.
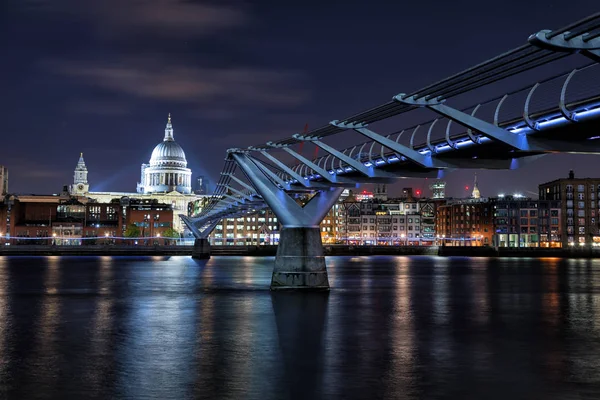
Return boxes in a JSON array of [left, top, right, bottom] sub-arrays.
[[356, 190, 373, 201], [430, 180, 446, 199], [0, 195, 174, 245], [436, 198, 493, 246], [67, 115, 206, 235], [210, 209, 280, 245], [137, 114, 192, 194], [69, 153, 89, 195], [471, 173, 481, 199], [539, 170, 600, 247], [0, 166, 7, 195], [493, 196, 561, 248], [339, 195, 438, 245]]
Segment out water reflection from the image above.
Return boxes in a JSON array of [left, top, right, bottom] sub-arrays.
[[0, 256, 599, 398]]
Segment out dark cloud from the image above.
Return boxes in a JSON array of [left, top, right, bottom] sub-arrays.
[[22, 0, 249, 37], [46, 57, 310, 109]]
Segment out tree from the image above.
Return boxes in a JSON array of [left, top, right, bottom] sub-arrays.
[[124, 224, 141, 241], [161, 228, 180, 245], [162, 228, 179, 238]]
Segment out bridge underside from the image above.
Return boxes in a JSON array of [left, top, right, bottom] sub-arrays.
[[183, 14, 600, 290]]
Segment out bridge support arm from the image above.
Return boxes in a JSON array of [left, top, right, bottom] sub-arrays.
[[219, 184, 256, 201], [292, 134, 399, 178], [180, 216, 221, 259], [394, 94, 530, 150], [330, 120, 450, 169], [231, 151, 343, 290]]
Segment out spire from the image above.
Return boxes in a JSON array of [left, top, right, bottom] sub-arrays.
[[164, 113, 174, 141], [471, 173, 481, 199], [76, 152, 87, 169]]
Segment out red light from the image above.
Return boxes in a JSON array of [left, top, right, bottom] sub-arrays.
[[416, 190, 421, 196], [465, 186, 469, 190]]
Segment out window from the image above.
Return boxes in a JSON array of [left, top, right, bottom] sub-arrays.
[[578, 218, 586, 225], [567, 200, 573, 208], [579, 227, 585, 234], [578, 193, 585, 200], [520, 218, 528, 225], [520, 210, 528, 217], [578, 202, 585, 209], [551, 218, 559, 225], [578, 185, 585, 192], [578, 210, 586, 217]]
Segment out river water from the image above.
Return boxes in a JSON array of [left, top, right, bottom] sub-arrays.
[[0, 255, 599, 399]]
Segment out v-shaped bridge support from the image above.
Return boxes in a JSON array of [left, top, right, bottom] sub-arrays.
[[231, 151, 343, 290], [181, 216, 220, 259]]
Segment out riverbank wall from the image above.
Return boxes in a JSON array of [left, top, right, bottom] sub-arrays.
[[1, 244, 599, 258]]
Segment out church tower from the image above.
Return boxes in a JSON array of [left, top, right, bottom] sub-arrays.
[[471, 173, 481, 199], [69, 153, 89, 195]]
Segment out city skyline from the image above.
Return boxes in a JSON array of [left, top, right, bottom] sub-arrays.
[[2, 0, 598, 197]]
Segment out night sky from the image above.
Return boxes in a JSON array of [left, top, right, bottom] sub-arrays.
[[1, 0, 598, 198]]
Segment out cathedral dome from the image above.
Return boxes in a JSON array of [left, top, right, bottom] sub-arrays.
[[137, 114, 193, 195], [150, 140, 187, 166]]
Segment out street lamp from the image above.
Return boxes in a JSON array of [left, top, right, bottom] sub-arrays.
[[400, 233, 406, 246]]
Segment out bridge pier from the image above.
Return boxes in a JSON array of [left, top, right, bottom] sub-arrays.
[[191, 238, 211, 259], [272, 227, 329, 290], [231, 152, 343, 291]]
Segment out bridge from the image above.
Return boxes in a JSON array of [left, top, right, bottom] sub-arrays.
[[182, 13, 600, 290]]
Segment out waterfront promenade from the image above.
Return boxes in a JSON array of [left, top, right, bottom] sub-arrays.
[[1, 244, 600, 258]]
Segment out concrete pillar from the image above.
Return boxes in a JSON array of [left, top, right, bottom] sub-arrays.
[[192, 238, 211, 259], [271, 227, 329, 291]]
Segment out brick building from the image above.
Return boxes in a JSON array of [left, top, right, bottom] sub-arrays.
[[539, 170, 600, 247], [435, 198, 494, 246], [0, 195, 173, 245]]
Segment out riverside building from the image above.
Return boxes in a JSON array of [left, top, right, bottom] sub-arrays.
[[492, 195, 562, 248], [538, 170, 600, 247]]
